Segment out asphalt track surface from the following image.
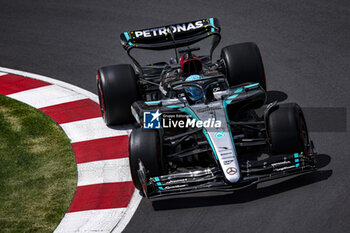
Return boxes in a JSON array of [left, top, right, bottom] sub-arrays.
[[0, 1, 349, 232]]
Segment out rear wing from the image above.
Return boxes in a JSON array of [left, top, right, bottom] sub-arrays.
[[120, 18, 220, 50], [120, 18, 221, 74]]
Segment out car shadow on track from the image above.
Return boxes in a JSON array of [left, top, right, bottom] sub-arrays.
[[152, 154, 331, 210], [266, 90, 288, 104]]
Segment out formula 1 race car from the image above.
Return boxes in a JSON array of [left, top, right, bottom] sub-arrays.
[[96, 18, 317, 198]]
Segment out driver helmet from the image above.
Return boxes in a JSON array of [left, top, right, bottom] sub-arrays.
[[180, 53, 202, 75], [185, 74, 204, 101]]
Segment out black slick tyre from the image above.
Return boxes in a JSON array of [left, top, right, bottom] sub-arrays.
[[128, 128, 164, 190], [267, 103, 309, 155], [96, 64, 138, 125], [221, 42, 266, 90]]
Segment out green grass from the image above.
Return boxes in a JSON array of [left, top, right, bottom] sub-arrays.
[[0, 95, 77, 233]]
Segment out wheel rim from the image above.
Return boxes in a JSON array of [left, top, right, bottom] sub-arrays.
[[97, 84, 105, 116], [96, 73, 105, 118]]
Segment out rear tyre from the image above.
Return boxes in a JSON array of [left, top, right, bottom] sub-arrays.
[[96, 64, 139, 125], [221, 42, 266, 90], [129, 128, 164, 190], [267, 103, 309, 154]]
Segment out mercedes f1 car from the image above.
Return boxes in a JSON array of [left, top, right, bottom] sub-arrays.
[[96, 18, 317, 198]]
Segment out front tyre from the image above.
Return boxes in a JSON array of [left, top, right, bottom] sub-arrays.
[[267, 103, 309, 155], [96, 64, 139, 125], [129, 128, 164, 190]]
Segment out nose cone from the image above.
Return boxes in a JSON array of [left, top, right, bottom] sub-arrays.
[[224, 167, 240, 183]]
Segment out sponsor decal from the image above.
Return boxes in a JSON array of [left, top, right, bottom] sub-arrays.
[[221, 155, 234, 160], [133, 21, 204, 39], [164, 178, 188, 185], [218, 146, 229, 150], [215, 131, 225, 138], [274, 165, 295, 172], [221, 152, 232, 156], [143, 110, 162, 129], [271, 161, 291, 167], [164, 184, 187, 190], [224, 160, 233, 165], [226, 167, 237, 175]]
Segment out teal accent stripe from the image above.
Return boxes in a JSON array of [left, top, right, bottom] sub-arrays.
[[145, 100, 173, 106], [244, 83, 259, 88], [228, 94, 238, 99], [209, 18, 215, 32], [153, 177, 164, 190], [145, 100, 161, 105], [294, 153, 300, 167], [156, 182, 164, 190], [166, 105, 180, 109], [124, 32, 130, 41], [225, 99, 233, 104], [124, 32, 133, 46], [234, 88, 243, 93]]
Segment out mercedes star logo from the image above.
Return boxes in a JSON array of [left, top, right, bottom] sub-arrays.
[[226, 167, 237, 175]]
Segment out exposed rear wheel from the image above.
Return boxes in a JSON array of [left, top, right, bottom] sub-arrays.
[[96, 64, 139, 125], [221, 42, 266, 90]]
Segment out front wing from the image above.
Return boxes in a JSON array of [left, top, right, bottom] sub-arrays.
[[138, 144, 317, 198]]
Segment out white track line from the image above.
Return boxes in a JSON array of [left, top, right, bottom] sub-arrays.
[[55, 208, 126, 233], [111, 190, 142, 233], [8, 85, 88, 108], [77, 158, 132, 186], [0, 66, 141, 233], [60, 117, 132, 143]]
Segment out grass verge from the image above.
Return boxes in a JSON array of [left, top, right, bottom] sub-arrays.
[[0, 95, 77, 233]]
